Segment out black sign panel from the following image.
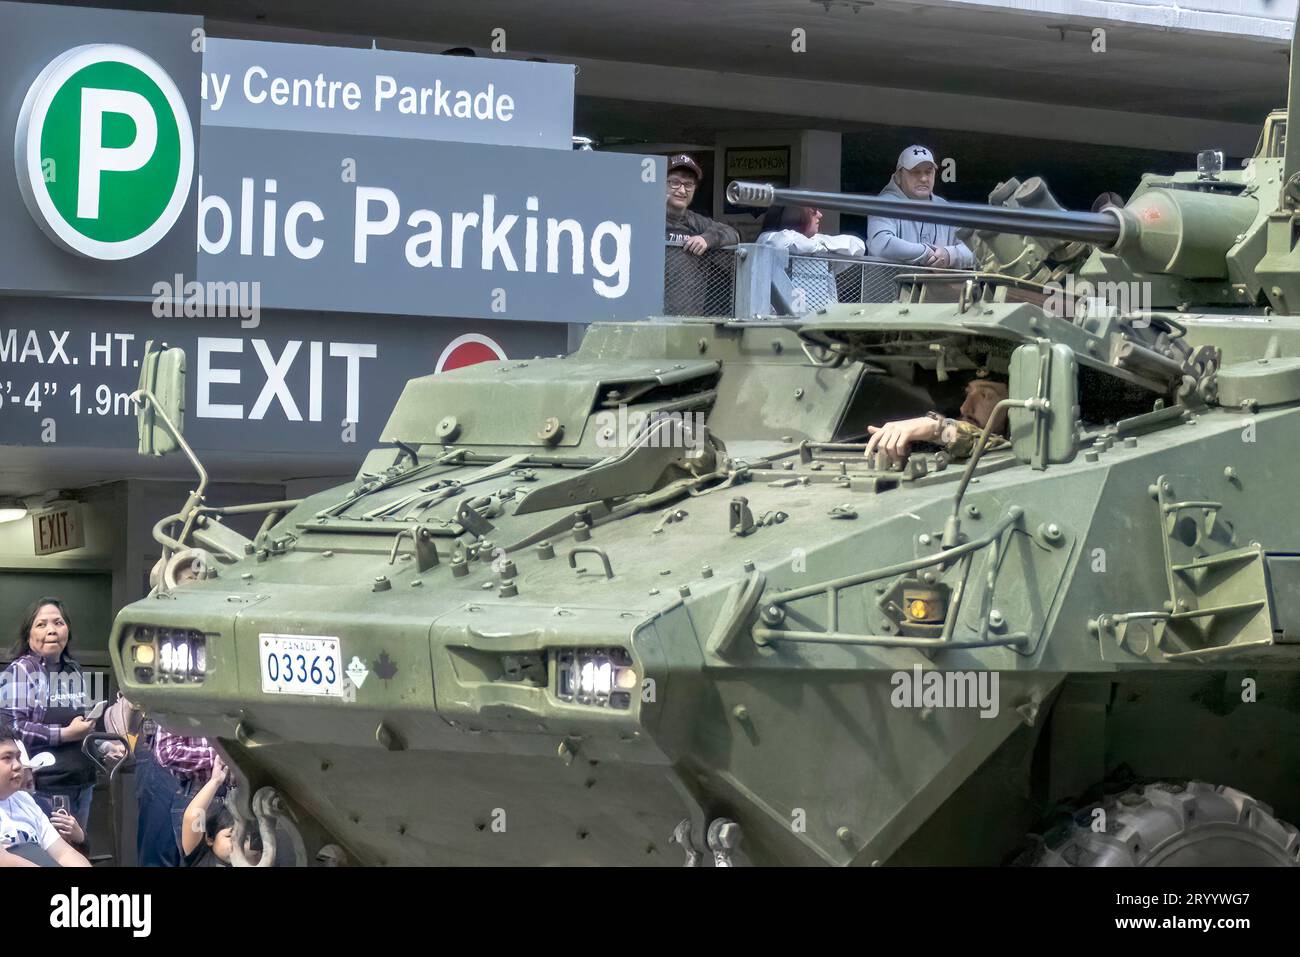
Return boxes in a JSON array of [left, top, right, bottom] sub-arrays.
[[0, 297, 566, 453]]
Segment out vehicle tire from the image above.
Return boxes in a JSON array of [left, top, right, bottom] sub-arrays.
[[1032, 781, 1300, 866]]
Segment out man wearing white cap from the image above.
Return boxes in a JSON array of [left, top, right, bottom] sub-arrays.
[[867, 146, 973, 269]]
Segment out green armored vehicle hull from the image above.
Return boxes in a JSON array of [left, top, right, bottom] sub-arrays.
[[111, 296, 1300, 866], [109, 12, 1300, 866]]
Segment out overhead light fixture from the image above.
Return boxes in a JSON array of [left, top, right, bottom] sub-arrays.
[[1047, 23, 1094, 40], [0, 497, 28, 524], [812, 0, 875, 11]]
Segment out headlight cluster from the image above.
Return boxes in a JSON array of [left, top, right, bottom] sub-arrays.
[[554, 648, 638, 709], [128, 627, 207, 684]]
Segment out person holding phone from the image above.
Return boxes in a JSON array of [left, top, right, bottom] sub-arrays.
[[0, 597, 123, 833], [0, 734, 90, 867], [45, 795, 85, 846], [14, 747, 86, 847]]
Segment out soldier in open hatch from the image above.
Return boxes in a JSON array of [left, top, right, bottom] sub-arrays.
[[865, 374, 1009, 467]]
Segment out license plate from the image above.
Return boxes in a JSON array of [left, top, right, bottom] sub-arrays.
[[259, 634, 344, 697]]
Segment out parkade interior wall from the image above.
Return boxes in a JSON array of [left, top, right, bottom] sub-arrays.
[[0, 481, 284, 667], [574, 95, 1199, 234], [841, 124, 1195, 210]]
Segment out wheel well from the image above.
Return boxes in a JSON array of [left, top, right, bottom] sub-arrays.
[[887, 670, 1300, 864]]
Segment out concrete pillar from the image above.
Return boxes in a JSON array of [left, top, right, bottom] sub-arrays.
[[712, 129, 844, 240], [796, 130, 844, 233]]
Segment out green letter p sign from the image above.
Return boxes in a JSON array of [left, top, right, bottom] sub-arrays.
[[14, 44, 194, 260]]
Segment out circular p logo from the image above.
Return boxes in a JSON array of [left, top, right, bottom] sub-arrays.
[[14, 44, 194, 260]]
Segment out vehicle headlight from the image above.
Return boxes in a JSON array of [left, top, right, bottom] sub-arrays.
[[128, 627, 207, 684], [555, 648, 637, 709]]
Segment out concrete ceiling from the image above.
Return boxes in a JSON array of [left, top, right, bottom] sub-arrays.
[[56, 0, 1292, 124], [0, 445, 357, 498]]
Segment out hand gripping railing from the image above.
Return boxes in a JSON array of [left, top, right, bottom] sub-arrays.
[[751, 506, 1029, 650]]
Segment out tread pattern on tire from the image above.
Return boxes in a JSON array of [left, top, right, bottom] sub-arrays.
[[1033, 781, 1300, 867]]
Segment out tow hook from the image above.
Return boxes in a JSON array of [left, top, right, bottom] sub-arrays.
[[707, 818, 742, 867], [671, 819, 701, 867]]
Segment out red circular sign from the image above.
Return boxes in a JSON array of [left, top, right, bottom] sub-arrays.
[[435, 333, 507, 373]]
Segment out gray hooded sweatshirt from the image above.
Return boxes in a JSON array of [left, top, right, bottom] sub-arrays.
[[867, 178, 974, 269]]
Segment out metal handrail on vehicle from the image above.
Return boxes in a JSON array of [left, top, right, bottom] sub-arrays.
[[134, 388, 304, 564], [132, 388, 207, 567], [752, 506, 1030, 651]]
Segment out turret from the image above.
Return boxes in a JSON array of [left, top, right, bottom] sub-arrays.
[[727, 179, 1261, 304], [728, 179, 1123, 245], [960, 176, 1094, 285], [729, 0, 1300, 318]]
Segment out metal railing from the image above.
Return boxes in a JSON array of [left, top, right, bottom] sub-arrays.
[[663, 242, 738, 317], [663, 242, 947, 318]]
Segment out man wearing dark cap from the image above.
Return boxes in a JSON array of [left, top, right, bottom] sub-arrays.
[[664, 154, 739, 255]]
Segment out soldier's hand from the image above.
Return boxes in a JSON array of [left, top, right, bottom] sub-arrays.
[[865, 417, 941, 467], [683, 235, 709, 255]]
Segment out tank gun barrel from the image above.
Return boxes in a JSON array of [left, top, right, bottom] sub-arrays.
[[727, 181, 1123, 247]]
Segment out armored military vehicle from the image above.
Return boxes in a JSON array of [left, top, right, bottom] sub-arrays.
[[112, 37, 1300, 865]]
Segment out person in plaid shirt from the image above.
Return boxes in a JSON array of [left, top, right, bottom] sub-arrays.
[[135, 725, 220, 866], [153, 728, 216, 780], [0, 653, 94, 750], [1, 597, 121, 831]]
